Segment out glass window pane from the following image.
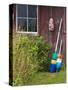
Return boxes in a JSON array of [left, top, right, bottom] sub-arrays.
[[28, 19, 37, 32], [17, 4, 27, 17], [17, 19, 27, 32], [28, 5, 37, 18]]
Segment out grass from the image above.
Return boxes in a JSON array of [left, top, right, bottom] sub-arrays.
[[10, 34, 66, 86], [26, 70, 66, 85]]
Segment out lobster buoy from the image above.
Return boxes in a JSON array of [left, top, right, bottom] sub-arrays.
[[49, 52, 57, 73], [56, 54, 63, 72], [58, 54, 63, 59], [50, 64, 56, 73], [52, 52, 58, 60], [51, 60, 56, 64]]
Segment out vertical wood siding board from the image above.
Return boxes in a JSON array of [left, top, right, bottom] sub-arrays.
[[13, 4, 16, 31], [38, 6, 41, 35]]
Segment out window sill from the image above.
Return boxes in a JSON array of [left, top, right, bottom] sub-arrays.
[[16, 31, 38, 36]]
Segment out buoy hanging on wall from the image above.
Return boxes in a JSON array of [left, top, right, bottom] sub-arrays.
[[56, 40, 63, 72], [49, 52, 57, 73], [49, 18, 54, 31], [56, 54, 63, 72], [50, 64, 56, 73]]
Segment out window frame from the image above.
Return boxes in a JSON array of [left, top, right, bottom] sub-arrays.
[[16, 4, 38, 35]]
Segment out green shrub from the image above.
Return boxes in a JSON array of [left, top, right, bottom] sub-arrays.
[[12, 34, 38, 86], [61, 63, 66, 71], [35, 36, 51, 71], [10, 33, 51, 86]]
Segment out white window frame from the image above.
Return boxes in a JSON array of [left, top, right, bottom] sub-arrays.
[[16, 4, 38, 35]]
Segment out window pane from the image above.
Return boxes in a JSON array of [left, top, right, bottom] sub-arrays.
[[28, 19, 37, 32], [17, 19, 27, 32], [17, 5, 27, 17], [28, 5, 37, 18]]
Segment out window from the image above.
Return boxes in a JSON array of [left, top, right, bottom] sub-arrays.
[[16, 4, 38, 34]]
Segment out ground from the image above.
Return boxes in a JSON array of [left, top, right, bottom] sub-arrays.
[[26, 70, 66, 85]]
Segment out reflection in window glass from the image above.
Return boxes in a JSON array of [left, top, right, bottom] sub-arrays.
[[17, 5, 27, 17], [28, 5, 37, 18], [17, 19, 27, 32], [28, 19, 37, 32], [16, 4, 37, 33]]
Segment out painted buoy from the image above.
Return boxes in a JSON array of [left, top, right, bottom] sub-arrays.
[[52, 52, 58, 60], [51, 60, 56, 64], [56, 58, 62, 63], [56, 62, 62, 72], [58, 54, 63, 59], [56, 58, 62, 72], [50, 64, 56, 73]]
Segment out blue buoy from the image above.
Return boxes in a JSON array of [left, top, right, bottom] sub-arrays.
[[50, 64, 56, 73], [56, 62, 62, 72]]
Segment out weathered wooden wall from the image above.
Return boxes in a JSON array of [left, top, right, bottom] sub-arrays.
[[38, 6, 66, 64], [12, 4, 66, 64]]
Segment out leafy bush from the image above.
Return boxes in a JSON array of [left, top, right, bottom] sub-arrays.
[[35, 36, 51, 71], [12, 34, 39, 86], [9, 33, 51, 86], [61, 63, 66, 71]]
